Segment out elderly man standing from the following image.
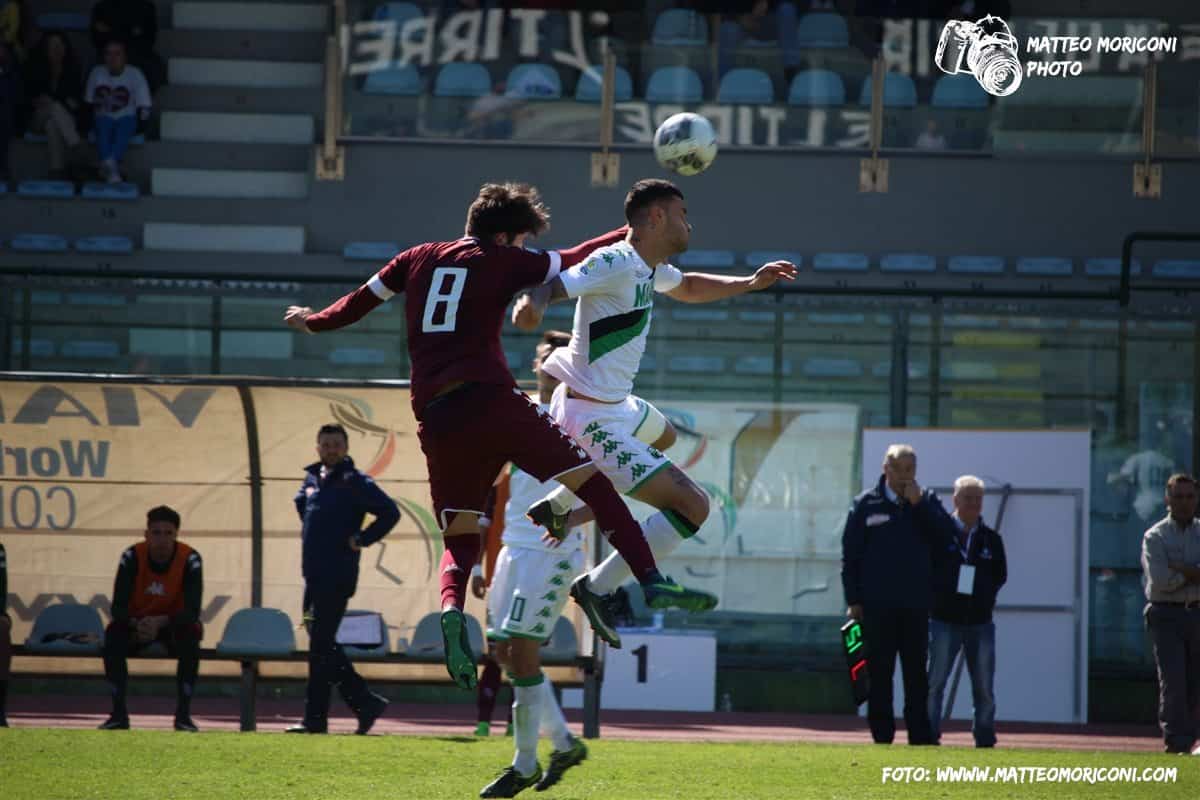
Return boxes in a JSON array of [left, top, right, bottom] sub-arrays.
[[842, 444, 950, 745], [927, 476, 1007, 747], [1141, 473, 1200, 755]]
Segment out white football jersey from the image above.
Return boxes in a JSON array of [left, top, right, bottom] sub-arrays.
[[501, 450, 584, 553], [542, 240, 684, 402]]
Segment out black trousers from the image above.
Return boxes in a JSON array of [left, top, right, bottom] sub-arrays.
[[102, 620, 201, 716], [303, 583, 372, 727], [863, 605, 934, 744], [1146, 603, 1200, 752]]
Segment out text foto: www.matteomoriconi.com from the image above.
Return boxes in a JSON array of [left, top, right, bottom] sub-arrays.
[[881, 766, 1179, 784]]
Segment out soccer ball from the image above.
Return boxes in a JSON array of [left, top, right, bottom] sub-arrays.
[[653, 112, 718, 176]]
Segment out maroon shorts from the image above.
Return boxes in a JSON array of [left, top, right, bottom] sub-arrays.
[[416, 382, 590, 527]]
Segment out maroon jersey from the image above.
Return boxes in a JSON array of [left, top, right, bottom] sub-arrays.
[[305, 228, 626, 416]]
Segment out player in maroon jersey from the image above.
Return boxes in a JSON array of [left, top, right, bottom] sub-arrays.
[[284, 183, 716, 689]]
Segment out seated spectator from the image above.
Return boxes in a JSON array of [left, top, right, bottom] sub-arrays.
[[1, 540, 10, 727], [915, 119, 946, 150], [0, 41, 17, 183], [23, 31, 85, 179], [716, 1, 802, 80], [90, 0, 164, 92], [85, 38, 150, 184], [99, 505, 203, 732], [0, 0, 24, 61]]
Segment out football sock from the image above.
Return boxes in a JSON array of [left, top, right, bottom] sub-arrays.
[[539, 677, 572, 752], [478, 655, 502, 722], [588, 511, 689, 594], [572, 473, 656, 581], [439, 535, 480, 610], [511, 673, 545, 776]]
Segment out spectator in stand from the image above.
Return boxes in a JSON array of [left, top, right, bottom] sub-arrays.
[[715, 1, 802, 80], [0, 0, 25, 61], [85, 38, 150, 184], [23, 31, 85, 179], [90, 0, 164, 92], [0, 40, 18, 184]]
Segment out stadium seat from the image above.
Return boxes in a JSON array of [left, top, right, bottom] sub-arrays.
[[23, 131, 47, 143], [433, 62, 492, 98], [216, 608, 296, 656], [813, 252, 869, 271], [68, 292, 127, 305], [1084, 257, 1142, 277], [340, 610, 391, 659], [734, 355, 793, 375], [652, 9, 708, 46], [75, 236, 135, 255], [86, 131, 145, 146], [1153, 260, 1200, 279], [329, 347, 387, 365], [17, 180, 75, 199], [363, 65, 423, 96], [859, 73, 918, 108], [677, 249, 735, 269], [668, 355, 726, 372], [11, 234, 69, 252], [645, 66, 703, 104], [809, 313, 865, 325], [717, 68, 775, 104], [36, 12, 90, 31], [671, 308, 730, 322], [796, 13, 849, 48], [372, 2, 422, 25], [24, 604, 105, 654], [931, 74, 990, 109], [505, 63, 562, 100], [880, 253, 936, 273], [11, 338, 55, 358], [542, 618, 579, 661], [803, 357, 863, 378], [409, 611, 485, 656], [745, 250, 802, 267], [787, 70, 845, 106], [61, 340, 121, 359], [1016, 257, 1073, 276], [575, 65, 634, 102], [343, 241, 400, 261], [737, 311, 776, 324], [81, 182, 140, 201], [947, 255, 1005, 274]]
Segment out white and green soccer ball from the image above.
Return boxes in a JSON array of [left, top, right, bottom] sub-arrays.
[[653, 112, 718, 176]]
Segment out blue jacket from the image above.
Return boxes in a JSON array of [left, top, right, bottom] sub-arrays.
[[931, 518, 1007, 625], [841, 475, 954, 612], [294, 457, 400, 590]]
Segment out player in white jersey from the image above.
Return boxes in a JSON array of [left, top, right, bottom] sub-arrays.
[[511, 179, 797, 648]]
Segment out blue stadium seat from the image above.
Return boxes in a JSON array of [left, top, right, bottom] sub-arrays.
[[61, 340, 121, 359], [813, 252, 869, 271], [11, 338, 55, 358], [671, 309, 730, 322], [76, 236, 135, 255], [796, 13, 849, 48], [23, 131, 47, 143], [645, 67, 703, 103], [738, 311, 776, 324], [505, 63, 562, 100], [787, 70, 845, 106], [1084, 257, 1141, 277], [36, 12, 90, 31], [17, 180, 75, 199], [809, 313, 865, 325], [734, 356, 793, 376], [1016, 257, 1073, 276], [330, 347, 387, 365], [717, 68, 774, 104], [880, 253, 936, 273], [931, 74, 989, 109], [363, 65, 423, 96], [803, 358, 863, 378], [373, 2, 422, 25], [677, 249, 735, 269], [343, 241, 400, 261], [745, 251, 802, 267], [575, 65, 634, 102], [24, 604, 105, 654], [67, 292, 127, 305], [668, 355, 726, 372], [11, 234, 69, 252], [411, 611, 484, 656], [652, 9, 708, 46], [82, 182, 140, 201], [216, 608, 296, 657], [859, 73, 918, 108], [1153, 260, 1200, 279], [542, 617, 579, 661], [947, 255, 1005, 274], [433, 62, 492, 98]]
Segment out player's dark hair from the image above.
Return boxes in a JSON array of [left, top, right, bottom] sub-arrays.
[[147, 505, 181, 530], [1167, 473, 1196, 492], [533, 329, 571, 369], [624, 179, 683, 225], [465, 183, 551, 243], [317, 423, 349, 442]]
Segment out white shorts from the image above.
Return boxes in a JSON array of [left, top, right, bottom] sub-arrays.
[[548, 383, 672, 495], [487, 544, 586, 641]]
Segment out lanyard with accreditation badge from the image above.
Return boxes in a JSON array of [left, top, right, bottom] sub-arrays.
[[956, 522, 976, 595]]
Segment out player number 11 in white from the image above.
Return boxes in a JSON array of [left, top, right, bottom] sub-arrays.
[[422, 267, 468, 333]]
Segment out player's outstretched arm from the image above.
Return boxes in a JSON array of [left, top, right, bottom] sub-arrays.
[[667, 260, 798, 304], [512, 278, 569, 331]]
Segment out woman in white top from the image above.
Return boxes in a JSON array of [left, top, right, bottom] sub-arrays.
[[85, 38, 150, 183]]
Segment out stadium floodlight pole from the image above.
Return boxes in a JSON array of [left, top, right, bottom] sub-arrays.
[[859, 55, 888, 193], [590, 47, 619, 188], [1133, 62, 1160, 198]]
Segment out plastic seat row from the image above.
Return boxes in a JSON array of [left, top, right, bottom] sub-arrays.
[[7, 179, 139, 200], [3, 234, 134, 254]]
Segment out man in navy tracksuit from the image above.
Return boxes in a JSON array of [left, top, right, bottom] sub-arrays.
[[842, 443, 951, 745], [286, 423, 401, 734]]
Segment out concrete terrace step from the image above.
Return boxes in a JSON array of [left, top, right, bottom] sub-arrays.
[[127, 141, 312, 172], [144, 222, 306, 254], [160, 111, 315, 144], [173, 2, 329, 32], [0, 249, 348, 277], [157, 85, 325, 117], [152, 168, 309, 199], [158, 29, 328, 61], [169, 58, 323, 89]]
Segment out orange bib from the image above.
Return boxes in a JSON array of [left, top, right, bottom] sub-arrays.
[[129, 541, 193, 618]]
